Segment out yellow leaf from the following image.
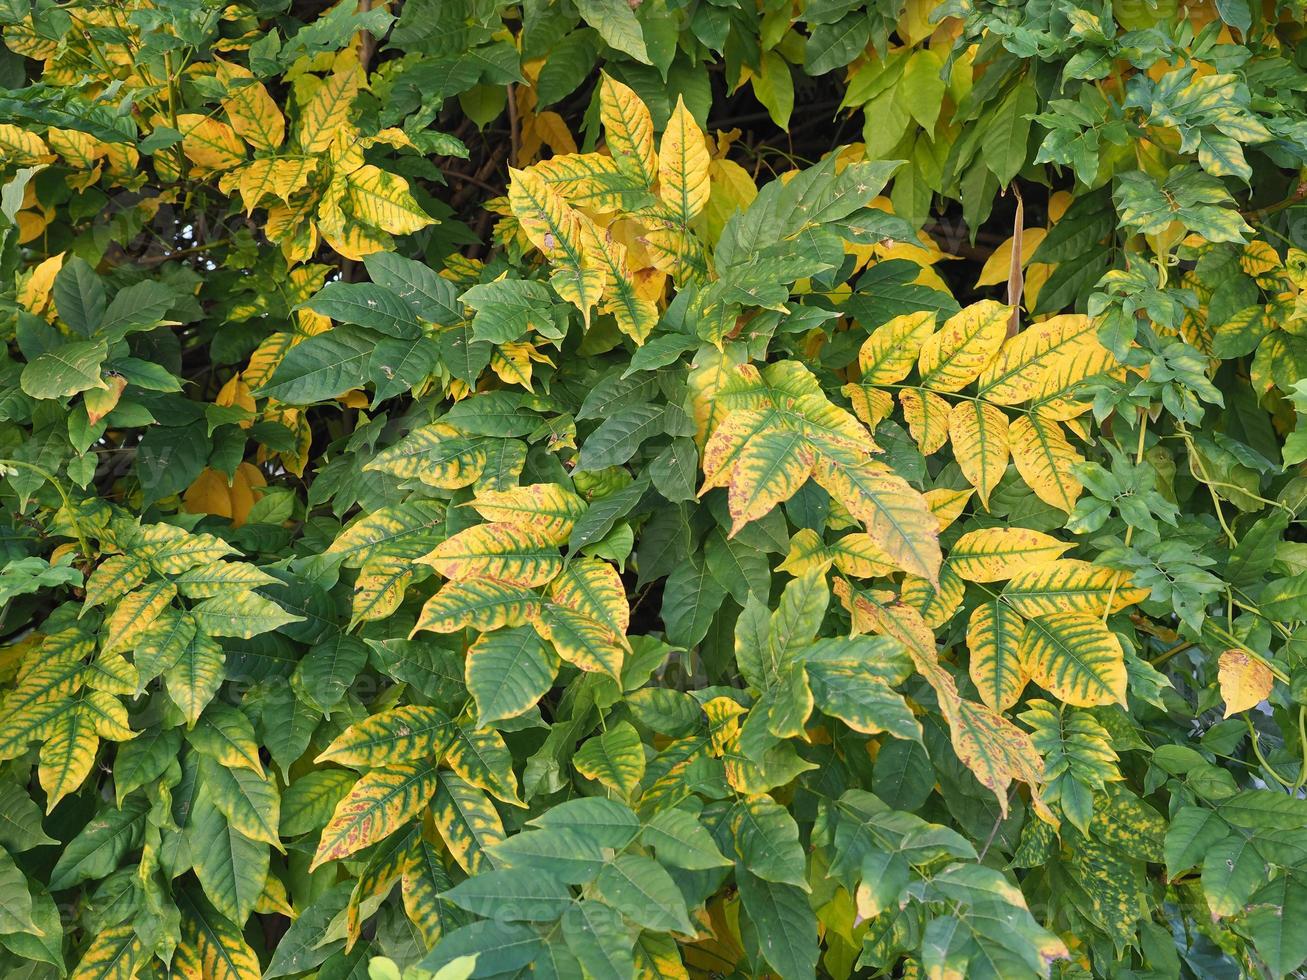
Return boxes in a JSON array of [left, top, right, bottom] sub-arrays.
[[917, 299, 1010, 392], [16, 252, 64, 316], [344, 163, 436, 236], [599, 72, 657, 187], [47, 128, 104, 169], [216, 58, 286, 150], [419, 522, 563, 588], [431, 772, 504, 875], [1218, 650, 1273, 717], [531, 152, 645, 211], [226, 157, 317, 213], [658, 97, 711, 223], [899, 389, 951, 455], [778, 528, 895, 579], [351, 556, 413, 626], [182, 464, 267, 528], [531, 109, 576, 156], [949, 528, 1073, 582], [578, 220, 659, 343], [550, 559, 629, 635], [534, 605, 626, 678], [974, 228, 1047, 286], [39, 703, 98, 812], [70, 923, 147, 980], [812, 457, 941, 583], [842, 382, 894, 430], [1029, 341, 1125, 420], [103, 582, 177, 656], [0, 124, 53, 165], [727, 427, 817, 534], [640, 220, 709, 282], [977, 314, 1096, 405], [902, 563, 965, 628], [948, 401, 1009, 508], [695, 157, 757, 244], [83, 374, 126, 425], [700, 409, 778, 492], [318, 705, 455, 767], [967, 601, 1028, 711], [364, 424, 487, 488], [311, 763, 441, 870], [947, 695, 1052, 821], [1018, 611, 1127, 707], [849, 593, 1050, 820], [413, 579, 540, 635], [299, 64, 362, 154], [508, 166, 604, 325], [857, 310, 937, 384], [174, 113, 245, 172], [925, 487, 973, 531], [1008, 413, 1083, 512], [470, 483, 587, 544], [1003, 558, 1147, 616]]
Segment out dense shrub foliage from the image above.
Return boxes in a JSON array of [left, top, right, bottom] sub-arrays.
[[4, 0, 1307, 977]]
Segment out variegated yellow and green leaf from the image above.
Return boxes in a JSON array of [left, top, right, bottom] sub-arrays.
[[1003, 558, 1148, 616], [657, 98, 710, 224], [948, 400, 1010, 507], [469, 484, 586, 544], [318, 705, 457, 768], [413, 579, 541, 634], [420, 522, 563, 588], [966, 600, 1028, 712], [363, 424, 488, 488], [311, 762, 442, 870], [949, 527, 1073, 582], [917, 300, 1009, 392], [432, 771, 505, 876], [599, 73, 658, 187], [1018, 611, 1128, 707], [1008, 413, 1084, 512]]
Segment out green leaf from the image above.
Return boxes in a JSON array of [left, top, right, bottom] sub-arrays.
[[440, 867, 574, 920], [1247, 870, 1307, 978], [256, 325, 378, 403], [574, 0, 650, 64], [364, 253, 462, 325], [48, 797, 148, 890], [488, 828, 606, 884], [0, 848, 37, 935], [190, 786, 269, 923], [99, 280, 176, 341], [20, 340, 109, 399], [562, 900, 637, 979], [660, 555, 727, 649], [805, 14, 870, 75], [574, 721, 646, 798], [528, 797, 640, 850], [641, 806, 732, 870], [280, 769, 357, 838], [53, 256, 105, 337], [0, 782, 57, 851], [304, 282, 421, 339], [736, 868, 818, 979], [192, 589, 304, 639], [730, 796, 809, 890], [419, 920, 543, 977], [465, 627, 560, 727], [594, 854, 693, 933]]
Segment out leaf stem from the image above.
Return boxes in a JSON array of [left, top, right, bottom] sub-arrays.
[[0, 459, 92, 561]]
